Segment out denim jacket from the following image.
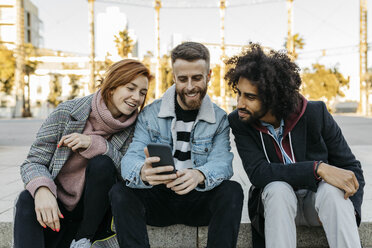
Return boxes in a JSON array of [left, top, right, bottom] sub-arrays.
[[121, 85, 234, 191]]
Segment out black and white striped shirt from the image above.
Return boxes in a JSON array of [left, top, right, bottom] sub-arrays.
[[174, 96, 199, 170]]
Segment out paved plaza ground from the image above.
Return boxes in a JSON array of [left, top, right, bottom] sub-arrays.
[[0, 115, 371, 224]]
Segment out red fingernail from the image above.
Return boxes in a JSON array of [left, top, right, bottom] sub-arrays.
[[43, 225, 46, 228], [56, 228, 60, 232], [52, 229, 55, 231], [57, 144, 60, 148], [61, 214, 64, 218]]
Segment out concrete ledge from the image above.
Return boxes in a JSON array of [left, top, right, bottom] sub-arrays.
[[0, 222, 12, 248], [1, 222, 372, 248]]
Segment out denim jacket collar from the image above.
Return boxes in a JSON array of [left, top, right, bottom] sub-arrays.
[[158, 85, 216, 124]]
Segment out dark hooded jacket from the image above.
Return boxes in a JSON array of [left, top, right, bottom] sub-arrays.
[[228, 97, 364, 247]]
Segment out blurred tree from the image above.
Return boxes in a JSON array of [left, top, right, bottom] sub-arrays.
[[301, 63, 350, 107], [0, 45, 16, 95], [210, 64, 221, 97], [284, 33, 305, 60], [96, 53, 113, 73], [22, 44, 39, 117], [114, 29, 134, 58], [0, 44, 39, 116], [160, 54, 173, 93], [142, 51, 155, 101], [47, 73, 62, 107], [68, 74, 82, 100], [142, 50, 153, 69]]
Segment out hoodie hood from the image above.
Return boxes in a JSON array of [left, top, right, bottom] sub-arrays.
[[252, 95, 308, 137], [252, 95, 308, 164]]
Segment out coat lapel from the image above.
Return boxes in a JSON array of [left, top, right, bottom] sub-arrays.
[[51, 95, 93, 178], [262, 133, 282, 163], [51, 120, 87, 178], [110, 125, 134, 150]]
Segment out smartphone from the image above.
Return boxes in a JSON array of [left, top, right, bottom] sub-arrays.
[[147, 143, 176, 175]]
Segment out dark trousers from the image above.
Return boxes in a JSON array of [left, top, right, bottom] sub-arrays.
[[14, 155, 117, 248], [109, 180, 244, 248]]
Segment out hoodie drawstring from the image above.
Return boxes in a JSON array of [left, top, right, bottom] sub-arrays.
[[288, 132, 296, 163], [260, 131, 296, 164], [260, 132, 271, 163]]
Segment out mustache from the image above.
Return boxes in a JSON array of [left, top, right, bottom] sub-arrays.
[[238, 108, 252, 115], [184, 89, 199, 94]]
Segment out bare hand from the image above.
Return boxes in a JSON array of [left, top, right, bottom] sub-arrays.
[[317, 162, 359, 199], [140, 147, 178, 185], [166, 169, 205, 195], [34, 187, 63, 231], [58, 133, 91, 151]]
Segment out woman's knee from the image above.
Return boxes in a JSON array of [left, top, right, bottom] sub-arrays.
[[86, 155, 116, 178], [109, 182, 128, 205]]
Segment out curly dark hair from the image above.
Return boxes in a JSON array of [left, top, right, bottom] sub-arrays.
[[225, 43, 302, 121]]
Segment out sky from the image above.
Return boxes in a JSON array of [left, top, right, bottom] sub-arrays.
[[30, 0, 370, 100]]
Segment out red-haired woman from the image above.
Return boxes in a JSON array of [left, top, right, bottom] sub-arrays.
[[14, 59, 152, 248]]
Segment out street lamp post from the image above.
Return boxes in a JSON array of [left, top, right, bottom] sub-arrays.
[[286, 0, 294, 57], [360, 0, 368, 115], [154, 0, 161, 99], [88, 0, 96, 93], [13, 0, 25, 118], [219, 0, 227, 110]]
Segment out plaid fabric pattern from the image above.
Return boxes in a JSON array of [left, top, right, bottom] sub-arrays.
[[18, 94, 134, 248], [21, 94, 134, 184]]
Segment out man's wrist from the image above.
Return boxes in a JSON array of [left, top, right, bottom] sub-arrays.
[[316, 162, 326, 178], [195, 170, 205, 184]]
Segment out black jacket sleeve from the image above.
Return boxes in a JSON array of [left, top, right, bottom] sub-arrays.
[[320, 102, 364, 225]]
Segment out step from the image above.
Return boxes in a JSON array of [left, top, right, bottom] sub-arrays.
[[1, 222, 372, 248]]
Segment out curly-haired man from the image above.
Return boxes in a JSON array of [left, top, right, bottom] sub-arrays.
[[226, 43, 364, 248]]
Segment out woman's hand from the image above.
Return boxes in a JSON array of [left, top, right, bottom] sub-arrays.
[[58, 133, 92, 151], [34, 187, 63, 232]]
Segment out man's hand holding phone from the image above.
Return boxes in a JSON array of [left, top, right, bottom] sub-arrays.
[[140, 147, 178, 186], [166, 169, 205, 195]]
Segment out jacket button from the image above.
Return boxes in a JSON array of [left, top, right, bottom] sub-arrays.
[[204, 148, 208, 152]]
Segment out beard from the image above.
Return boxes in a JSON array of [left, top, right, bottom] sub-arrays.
[[177, 85, 207, 110], [238, 106, 267, 124]]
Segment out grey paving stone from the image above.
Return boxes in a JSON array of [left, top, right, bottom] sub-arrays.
[[147, 225, 197, 248], [0, 222, 12, 248]]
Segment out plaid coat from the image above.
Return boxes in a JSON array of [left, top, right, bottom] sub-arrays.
[[19, 94, 134, 248]]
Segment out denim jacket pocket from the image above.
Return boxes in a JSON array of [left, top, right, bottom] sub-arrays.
[[149, 128, 171, 146], [191, 139, 213, 166]]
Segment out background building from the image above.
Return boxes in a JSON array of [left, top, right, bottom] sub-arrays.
[[0, 0, 43, 48]]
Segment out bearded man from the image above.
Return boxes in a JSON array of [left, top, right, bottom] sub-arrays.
[[109, 42, 244, 248], [226, 43, 364, 248]]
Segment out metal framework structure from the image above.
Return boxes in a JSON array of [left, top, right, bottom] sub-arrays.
[[95, 0, 284, 8], [219, 0, 226, 109], [88, 0, 95, 93], [92, 0, 288, 109], [154, 0, 161, 99], [70, 0, 370, 113], [286, 0, 294, 56]]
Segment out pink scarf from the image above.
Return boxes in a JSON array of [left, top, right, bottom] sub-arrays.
[[56, 90, 138, 211]]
